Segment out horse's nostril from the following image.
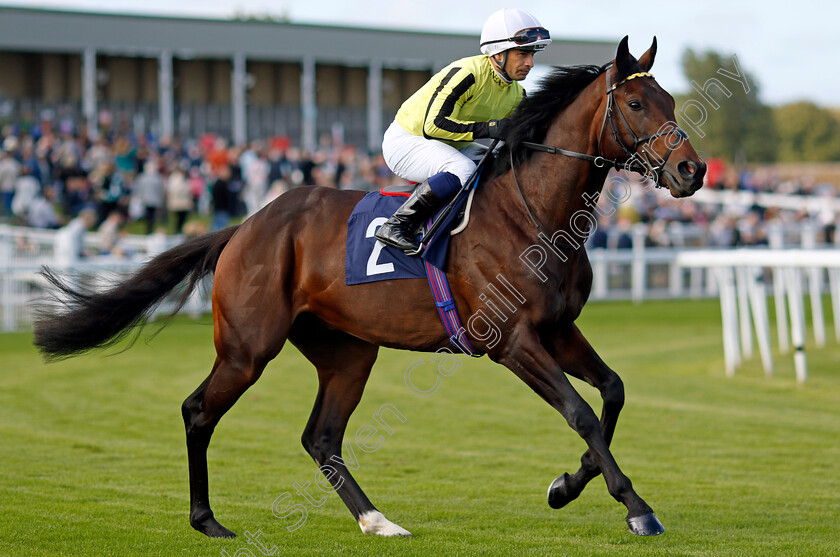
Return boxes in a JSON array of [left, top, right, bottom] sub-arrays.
[[677, 161, 696, 179]]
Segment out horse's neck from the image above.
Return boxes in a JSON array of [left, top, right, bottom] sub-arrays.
[[489, 97, 611, 240]]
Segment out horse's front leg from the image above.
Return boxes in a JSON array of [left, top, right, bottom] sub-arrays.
[[543, 323, 626, 511], [496, 324, 663, 536]]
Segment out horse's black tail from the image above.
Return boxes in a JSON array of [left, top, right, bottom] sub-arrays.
[[33, 226, 239, 361]]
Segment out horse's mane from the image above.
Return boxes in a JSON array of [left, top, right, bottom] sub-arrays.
[[487, 63, 610, 179]]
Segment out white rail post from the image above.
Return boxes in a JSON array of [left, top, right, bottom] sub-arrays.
[[773, 267, 791, 354], [591, 250, 608, 300], [768, 224, 790, 353], [801, 223, 826, 347], [784, 267, 808, 383], [669, 256, 682, 298], [705, 267, 718, 297], [746, 266, 774, 376], [689, 267, 704, 298], [735, 266, 754, 359], [807, 267, 826, 347], [715, 266, 741, 376], [631, 225, 646, 304], [829, 268, 840, 342], [186, 278, 204, 318], [0, 226, 13, 332]]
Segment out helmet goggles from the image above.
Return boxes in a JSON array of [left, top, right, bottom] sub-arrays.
[[481, 27, 551, 48]]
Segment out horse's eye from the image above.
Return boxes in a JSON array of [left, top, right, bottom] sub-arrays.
[[628, 100, 643, 111]]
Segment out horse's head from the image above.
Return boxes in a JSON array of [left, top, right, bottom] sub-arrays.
[[601, 37, 706, 197]]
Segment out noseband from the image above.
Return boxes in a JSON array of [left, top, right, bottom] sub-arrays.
[[521, 67, 688, 186]]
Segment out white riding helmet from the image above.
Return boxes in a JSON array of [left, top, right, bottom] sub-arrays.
[[479, 8, 552, 56]]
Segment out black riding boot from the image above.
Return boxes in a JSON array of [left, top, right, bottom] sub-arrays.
[[374, 180, 442, 254]]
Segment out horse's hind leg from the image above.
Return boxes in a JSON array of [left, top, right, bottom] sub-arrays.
[[182, 350, 275, 537], [543, 323, 661, 535], [182, 311, 288, 538], [290, 316, 411, 537]]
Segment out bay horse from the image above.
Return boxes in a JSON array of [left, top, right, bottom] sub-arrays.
[[34, 37, 705, 539]]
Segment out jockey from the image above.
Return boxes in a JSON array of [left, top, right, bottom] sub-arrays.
[[375, 8, 551, 254]]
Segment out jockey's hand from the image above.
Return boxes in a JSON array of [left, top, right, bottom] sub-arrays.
[[487, 118, 512, 140]]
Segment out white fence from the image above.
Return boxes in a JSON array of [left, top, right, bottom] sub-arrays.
[[589, 219, 838, 303], [0, 221, 833, 324], [0, 225, 211, 332], [692, 188, 840, 214], [678, 250, 840, 383], [3, 222, 839, 384], [2, 223, 719, 333]]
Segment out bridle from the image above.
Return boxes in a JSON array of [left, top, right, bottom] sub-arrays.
[[519, 67, 688, 186], [600, 69, 688, 182], [510, 66, 689, 240]]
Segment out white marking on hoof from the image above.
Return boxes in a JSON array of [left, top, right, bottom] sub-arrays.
[[358, 510, 412, 537]]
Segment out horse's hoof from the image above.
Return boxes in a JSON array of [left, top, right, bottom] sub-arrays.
[[358, 510, 413, 537], [547, 473, 576, 509], [626, 512, 664, 536], [191, 513, 237, 538]]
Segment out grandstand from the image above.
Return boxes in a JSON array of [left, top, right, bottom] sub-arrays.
[[0, 6, 614, 151]]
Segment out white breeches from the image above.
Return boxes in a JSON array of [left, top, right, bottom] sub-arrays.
[[382, 121, 482, 185]]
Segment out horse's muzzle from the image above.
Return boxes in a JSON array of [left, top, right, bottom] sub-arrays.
[[664, 159, 706, 197]]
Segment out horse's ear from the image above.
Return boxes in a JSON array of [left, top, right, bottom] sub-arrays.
[[614, 36, 636, 79], [638, 37, 657, 72]]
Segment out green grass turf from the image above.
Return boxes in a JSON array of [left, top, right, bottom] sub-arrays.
[[1, 299, 838, 556]]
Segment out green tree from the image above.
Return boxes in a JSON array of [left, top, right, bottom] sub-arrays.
[[774, 102, 840, 162], [676, 49, 777, 163]]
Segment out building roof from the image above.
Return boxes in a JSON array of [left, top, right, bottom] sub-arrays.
[[0, 6, 617, 69]]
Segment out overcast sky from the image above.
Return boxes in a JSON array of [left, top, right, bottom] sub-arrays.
[[3, 0, 838, 107]]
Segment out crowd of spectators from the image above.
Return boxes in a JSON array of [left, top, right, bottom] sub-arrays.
[[1, 122, 838, 254], [589, 160, 840, 250], [0, 123, 401, 248]]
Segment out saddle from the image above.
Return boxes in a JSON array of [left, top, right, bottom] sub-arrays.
[[344, 187, 481, 355]]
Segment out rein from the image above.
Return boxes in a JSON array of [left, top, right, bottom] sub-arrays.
[[509, 148, 554, 240]]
